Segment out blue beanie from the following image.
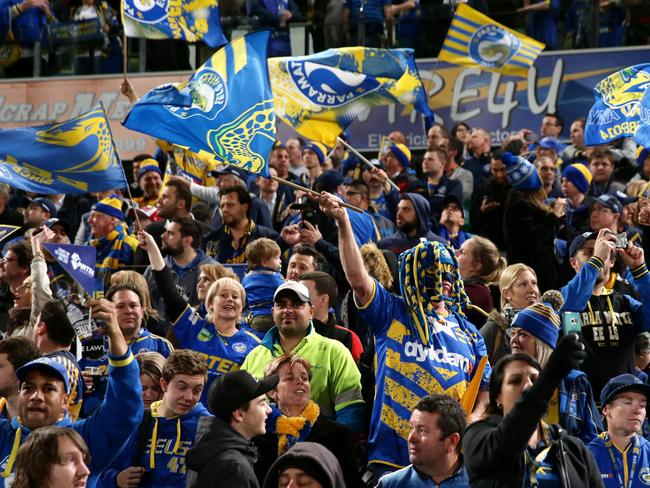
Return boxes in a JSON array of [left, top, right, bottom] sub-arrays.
[[390, 143, 412, 168], [137, 158, 163, 181], [92, 196, 125, 221], [501, 152, 542, 191], [512, 302, 560, 347], [561, 164, 592, 195], [304, 142, 328, 165]]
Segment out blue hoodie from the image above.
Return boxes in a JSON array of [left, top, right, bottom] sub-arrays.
[[377, 193, 446, 256]]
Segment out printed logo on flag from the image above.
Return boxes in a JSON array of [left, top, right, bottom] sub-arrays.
[[124, 0, 169, 24], [599, 67, 650, 115], [287, 61, 380, 107], [71, 252, 95, 278], [469, 25, 521, 69], [167, 69, 228, 120]]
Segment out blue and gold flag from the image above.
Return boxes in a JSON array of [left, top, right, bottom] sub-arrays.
[[439, 3, 545, 77], [0, 107, 127, 194], [633, 69, 650, 149], [124, 30, 275, 176], [585, 64, 650, 146], [269, 47, 433, 148], [122, 0, 227, 48]]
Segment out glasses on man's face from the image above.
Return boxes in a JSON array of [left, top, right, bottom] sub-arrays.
[[1, 256, 17, 264]]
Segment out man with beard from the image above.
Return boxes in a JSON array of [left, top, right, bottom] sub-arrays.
[[377, 193, 445, 256], [144, 217, 216, 320], [133, 158, 164, 208], [202, 186, 279, 264]]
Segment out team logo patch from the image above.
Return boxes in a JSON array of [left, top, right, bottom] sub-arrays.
[[124, 0, 169, 24], [469, 24, 520, 69], [166, 68, 228, 120], [232, 342, 247, 354], [639, 467, 650, 485], [286, 60, 380, 107], [599, 68, 650, 114], [197, 327, 214, 342]]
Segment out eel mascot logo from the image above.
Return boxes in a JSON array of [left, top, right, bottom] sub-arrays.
[[286, 60, 381, 107], [598, 67, 650, 117], [469, 24, 520, 69], [165, 67, 228, 120], [124, 0, 169, 24]]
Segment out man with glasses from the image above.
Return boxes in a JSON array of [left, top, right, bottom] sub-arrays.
[[241, 281, 364, 433], [0, 241, 32, 336]]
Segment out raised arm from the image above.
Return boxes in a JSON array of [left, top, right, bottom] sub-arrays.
[[318, 193, 374, 305]]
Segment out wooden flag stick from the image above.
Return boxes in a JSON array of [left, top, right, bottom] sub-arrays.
[[122, 32, 128, 77], [336, 137, 401, 192], [270, 175, 365, 213]]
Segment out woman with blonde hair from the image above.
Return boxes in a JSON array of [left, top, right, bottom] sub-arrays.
[[479, 263, 540, 365], [137, 231, 260, 405], [456, 235, 507, 327]]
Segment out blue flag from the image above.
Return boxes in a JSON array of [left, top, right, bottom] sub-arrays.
[[122, 0, 227, 48], [584, 64, 650, 146], [0, 225, 20, 242], [123, 31, 275, 176], [0, 106, 127, 194], [635, 83, 650, 149], [43, 243, 103, 298]]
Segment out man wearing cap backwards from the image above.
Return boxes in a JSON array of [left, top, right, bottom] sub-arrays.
[[99, 350, 209, 488], [185, 370, 278, 488], [133, 158, 163, 208], [588, 374, 650, 488], [0, 297, 143, 487], [319, 192, 490, 482], [437, 194, 472, 250], [241, 281, 364, 433], [88, 196, 139, 283], [562, 228, 650, 397], [382, 143, 418, 192]]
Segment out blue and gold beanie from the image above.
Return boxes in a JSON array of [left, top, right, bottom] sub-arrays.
[[137, 158, 162, 181], [390, 143, 412, 168], [304, 142, 328, 165], [511, 302, 560, 348], [562, 163, 592, 195], [92, 196, 125, 221]]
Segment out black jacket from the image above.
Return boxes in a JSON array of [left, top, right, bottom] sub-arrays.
[[186, 416, 260, 488]]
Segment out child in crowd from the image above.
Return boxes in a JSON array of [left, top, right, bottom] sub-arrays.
[[242, 238, 285, 338]]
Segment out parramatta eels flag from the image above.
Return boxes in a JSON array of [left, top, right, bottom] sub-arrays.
[[122, 0, 227, 48], [124, 30, 275, 176], [636, 80, 650, 149], [269, 47, 433, 148], [439, 3, 545, 77], [584, 64, 650, 146], [0, 107, 127, 194], [43, 243, 103, 298]]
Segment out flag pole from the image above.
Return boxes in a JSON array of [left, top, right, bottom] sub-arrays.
[[270, 175, 365, 213], [122, 32, 128, 78], [336, 137, 401, 192]]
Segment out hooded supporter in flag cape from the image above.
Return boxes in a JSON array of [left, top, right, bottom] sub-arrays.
[[269, 47, 433, 147], [438, 3, 545, 77], [0, 106, 127, 194], [123, 30, 275, 177], [122, 0, 227, 47], [585, 63, 650, 146]]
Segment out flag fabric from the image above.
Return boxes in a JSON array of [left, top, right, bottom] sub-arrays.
[[439, 3, 545, 77], [123, 30, 275, 176], [584, 64, 650, 146], [633, 71, 650, 149], [269, 47, 433, 148], [43, 243, 103, 298], [0, 106, 127, 194], [0, 225, 20, 242], [122, 0, 227, 48]]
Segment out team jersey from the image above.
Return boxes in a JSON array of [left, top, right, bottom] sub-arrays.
[[172, 305, 261, 405], [99, 401, 210, 488], [588, 433, 650, 488], [80, 329, 173, 416], [357, 279, 491, 469]]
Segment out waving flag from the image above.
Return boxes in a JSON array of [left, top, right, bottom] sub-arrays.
[[269, 47, 433, 147], [124, 31, 275, 176], [0, 225, 20, 242], [0, 106, 127, 194], [633, 71, 650, 149], [439, 3, 545, 77], [584, 64, 650, 146], [122, 0, 227, 47], [43, 243, 103, 298]]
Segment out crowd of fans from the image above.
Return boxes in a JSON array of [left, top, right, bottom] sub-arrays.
[[1, 0, 649, 77], [2, 94, 650, 487]]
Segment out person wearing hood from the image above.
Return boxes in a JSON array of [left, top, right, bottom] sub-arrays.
[[98, 350, 210, 488], [263, 442, 346, 488], [319, 192, 490, 483], [144, 216, 216, 320], [185, 370, 278, 488], [377, 193, 446, 257], [502, 152, 559, 292]]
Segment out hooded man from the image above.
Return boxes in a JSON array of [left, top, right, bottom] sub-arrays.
[[377, 193, 445, 256]]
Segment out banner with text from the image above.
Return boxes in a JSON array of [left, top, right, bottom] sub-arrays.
[[1, 45, 649, 156]]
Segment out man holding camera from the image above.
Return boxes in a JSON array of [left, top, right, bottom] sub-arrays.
[[562, 228, 650, 397]]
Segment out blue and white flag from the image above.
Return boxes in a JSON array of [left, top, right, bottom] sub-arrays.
[[44, 243, 103, 298], [0, 225, 20, 242]]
